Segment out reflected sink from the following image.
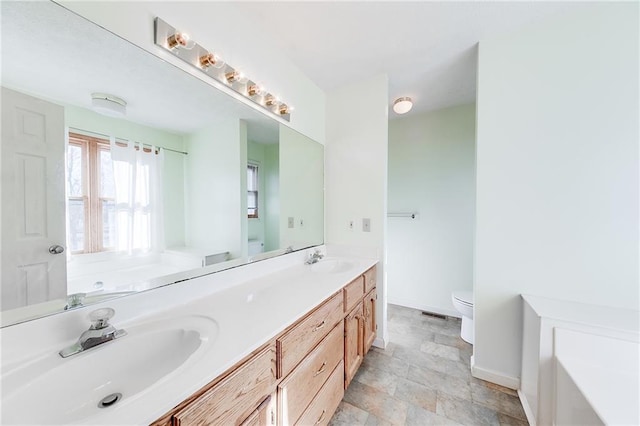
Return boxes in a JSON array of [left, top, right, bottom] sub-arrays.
[[1, 315, 217, 425], [310, 257, 354, 274]]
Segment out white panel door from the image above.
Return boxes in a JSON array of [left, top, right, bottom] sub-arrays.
[[1, 87, 67, 310]]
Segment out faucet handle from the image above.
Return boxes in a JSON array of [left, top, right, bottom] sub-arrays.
[[88, 307, 115, 330], [64, 293, 86, 310]]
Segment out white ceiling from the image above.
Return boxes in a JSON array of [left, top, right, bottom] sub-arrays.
[[1, 1, 279, 143], [234, 1, 593, 116], [1, 1, 594, 129]]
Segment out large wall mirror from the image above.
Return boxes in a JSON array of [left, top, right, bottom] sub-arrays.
[[0, 1, 324, 326]]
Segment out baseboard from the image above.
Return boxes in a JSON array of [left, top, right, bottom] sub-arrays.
[[372, 337, 386, 349], [470, 356, 520, 390], [387, 298, 460, 318], [518, 389, 537, 426]]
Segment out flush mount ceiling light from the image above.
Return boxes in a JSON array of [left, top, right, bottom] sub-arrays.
[[91, 93, 127, 117], [393, 97, 413, 114]]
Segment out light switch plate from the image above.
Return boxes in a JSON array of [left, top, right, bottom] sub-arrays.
[[288, 217, 294, 228], [362, 218, 371, 232]]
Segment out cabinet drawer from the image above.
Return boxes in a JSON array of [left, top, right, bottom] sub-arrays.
[[173, 346, 276, 426], [295, 361, 345, 426], [277, 292, 343, 378], [343, 276, 364, 313], [278, 323, 344, 424], [363, 266, 377, 294]]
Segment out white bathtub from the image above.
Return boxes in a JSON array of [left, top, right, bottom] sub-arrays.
[[554, 328, 639, 425]]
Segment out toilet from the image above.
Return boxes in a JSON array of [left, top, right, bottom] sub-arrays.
[[452, 291, 474, 344]]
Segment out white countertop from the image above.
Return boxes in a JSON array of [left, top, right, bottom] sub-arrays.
[[0, 248, 378, 425]]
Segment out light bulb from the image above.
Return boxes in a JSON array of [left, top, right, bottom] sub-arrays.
[[225, 70, 240, 83], [199, 52, 224, 69], [247, 84, 263, 96], [264, 95, 277, 106], [167, 32, 195, 50]]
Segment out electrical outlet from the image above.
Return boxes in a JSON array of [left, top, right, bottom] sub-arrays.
[[362, 218, 371, 232], [288, 217, 294, 228], [348, 220, 355, 231], [299, 219, 304, 227]]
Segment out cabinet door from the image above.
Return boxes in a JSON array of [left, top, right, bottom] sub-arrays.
[[344, 301, 364, 388], [363, 288, 377, 354], [240, 393, 276, 426]]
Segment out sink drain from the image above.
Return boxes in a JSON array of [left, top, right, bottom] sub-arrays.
[[98, 393, 122, 408]]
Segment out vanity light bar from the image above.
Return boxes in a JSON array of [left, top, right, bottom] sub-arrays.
[[154, 17, 291, 122]]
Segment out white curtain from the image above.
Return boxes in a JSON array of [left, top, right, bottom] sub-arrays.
[[110, 137, 165, 254]]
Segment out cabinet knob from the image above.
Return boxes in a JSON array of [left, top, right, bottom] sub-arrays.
[[314, 409, 326, 425], [313, 361, 327, 377], [312, 320, 326, 332]]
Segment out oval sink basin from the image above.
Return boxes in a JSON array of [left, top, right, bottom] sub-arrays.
[[310, 258, 354, 274], [1, 315, 217, 424]]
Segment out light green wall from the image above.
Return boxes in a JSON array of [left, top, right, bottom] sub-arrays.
[[64, 105, 187, 248], [388, 104, 476, 316], [279, 124, 324, 249], [247, 140, 280, 252], [184, 119, 243, 258], [247, 141, 266, 244], [264, 144, 280, 252]]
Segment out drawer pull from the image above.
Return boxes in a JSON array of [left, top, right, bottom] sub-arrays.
[[315, 409, 326, 425], [313, 361, 327, 377], [313, 320, 326, 332]]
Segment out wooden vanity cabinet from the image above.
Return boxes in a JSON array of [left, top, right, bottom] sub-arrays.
[[343, 276, 365, 313], [295, 361, 345, 426], [344, 300, 365, 388], [240, 393, 276, 426], [363, 267, 376, 294], [172, 345, 276, 426], [277, 323, 344, 424], [363, 288, 377, 355], [152, 264, 378, 426], [276, 292, 343, 379]]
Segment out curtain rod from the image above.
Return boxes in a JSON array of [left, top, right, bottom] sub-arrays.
[[68, 127, 188, 155]]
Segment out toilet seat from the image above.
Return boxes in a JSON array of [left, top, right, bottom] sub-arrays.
[[452, 291, 473, 306]]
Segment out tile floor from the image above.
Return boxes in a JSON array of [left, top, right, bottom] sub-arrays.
[[329, 304, 529, 426]]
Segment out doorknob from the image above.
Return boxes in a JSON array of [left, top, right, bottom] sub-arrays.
[[48, 245, 65, 255]]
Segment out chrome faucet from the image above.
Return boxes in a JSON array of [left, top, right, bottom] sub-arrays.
[[305, 249, 324, 265], [64, 292, 86, 310], [59, 308, 127, 358]]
